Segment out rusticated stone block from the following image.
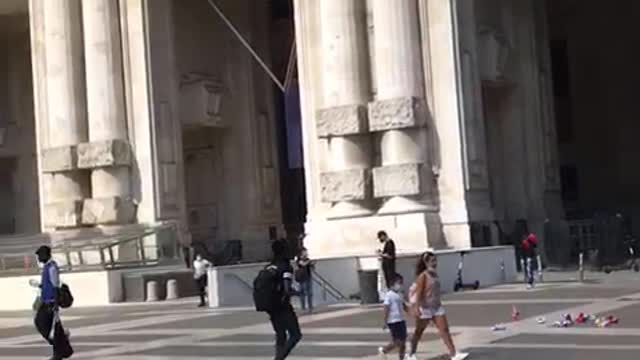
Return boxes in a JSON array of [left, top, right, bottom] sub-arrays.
[[320, 169, 370, 202], [82, 197, 137, 225], [77, 139, 132, 169], [316, 104, 368, 137], [368, 97, 427, 131], [44, 200, 83, 228], [373, 163, 423, 198], [41, 146, 78, 173]]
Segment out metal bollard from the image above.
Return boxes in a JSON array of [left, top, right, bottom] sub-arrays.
[[520, 258, 526, 284], [166, 279, 179, 300], [146, 281, 160, 302], [500, 258, 506, 283], [537, 255, 544, 283], [578, 252, 585, 282]]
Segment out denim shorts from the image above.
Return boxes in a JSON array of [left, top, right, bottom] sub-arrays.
[[419, 306, 446, 319], [388, 321, 407, 341]]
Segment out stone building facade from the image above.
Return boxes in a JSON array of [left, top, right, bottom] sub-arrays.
[[4, 0, 631, 261]]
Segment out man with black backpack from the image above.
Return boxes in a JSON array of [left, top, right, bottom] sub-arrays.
[[33, 246, 73, 360], [254, 240, 302, 360]]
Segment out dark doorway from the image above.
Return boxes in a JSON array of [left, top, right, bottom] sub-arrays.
[[270, 0, 306, 247], [0, 158, 16, 235]]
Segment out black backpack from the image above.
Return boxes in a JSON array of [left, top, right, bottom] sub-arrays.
[[253, 265, 282, 312], [57, 283, 74, 309]]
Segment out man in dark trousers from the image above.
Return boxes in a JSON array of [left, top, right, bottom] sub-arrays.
[[377, 231, 397, 288], [521, 232, 539, 289], [33, 246, 73, 360], [268, 240, 302, 359]]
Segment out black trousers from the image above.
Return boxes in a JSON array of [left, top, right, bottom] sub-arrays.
[[195, 275, 208, 304], [34, 304, 73, 359], [269, 306, 302, 360], [382, 260, 396, 288]]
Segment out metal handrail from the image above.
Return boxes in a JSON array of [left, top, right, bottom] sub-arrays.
[[310, 269, 347, 301], [224, 272, 254, 291], [0, 223, 180, 275]]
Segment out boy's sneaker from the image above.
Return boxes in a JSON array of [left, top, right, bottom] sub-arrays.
[[405, 354, 418, 360], [378, 347, 386, 359], [451, 353, 469, 360]]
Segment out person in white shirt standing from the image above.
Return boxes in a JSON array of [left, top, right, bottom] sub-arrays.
[[378, 273, 407, 360], [193, 254, 212, 307]]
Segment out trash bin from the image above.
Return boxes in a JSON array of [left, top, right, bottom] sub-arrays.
[[358, 270, 379, 304]]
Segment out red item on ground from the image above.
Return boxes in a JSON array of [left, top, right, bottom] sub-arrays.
[[607, 315, 619, 324]]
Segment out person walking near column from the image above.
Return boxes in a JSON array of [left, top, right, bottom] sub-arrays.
[[408, 252, 468, 360], [193, 253, 212, 307], [377, 231, 396, 288], [33, 246, 73, 360], [521, 231, 539, 289], [295, 247, 314, 314]]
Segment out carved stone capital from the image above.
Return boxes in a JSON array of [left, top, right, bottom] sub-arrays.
[[82, 197, 137, 225], [373, 163, 423, 198], [316, 104, 368, 137], [77, 139, 132, 169], [42, 146, 78, 173], [368, 97, 427, 131], [320, 169, 371, 202]]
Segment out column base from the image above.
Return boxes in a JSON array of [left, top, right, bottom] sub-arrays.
[[377, 196, 437, 216], [326, 201, 375, 219], [304, 212, 443, 258]]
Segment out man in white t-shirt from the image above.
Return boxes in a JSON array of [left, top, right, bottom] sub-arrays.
[[193, 254, 212, 307], [378, 273, 407, 360]]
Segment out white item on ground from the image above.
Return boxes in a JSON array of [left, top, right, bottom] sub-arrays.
[[452, 353, 469, 360]]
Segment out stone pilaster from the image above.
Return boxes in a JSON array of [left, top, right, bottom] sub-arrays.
[[423, 0, 472, 248], [81, 0, 135, 225], [318, 0, 374, 218], [370, 0, 431, 214], [32, 0, 90, 228]]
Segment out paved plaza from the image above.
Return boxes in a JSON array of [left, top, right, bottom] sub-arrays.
[[2, 272, 640, 359]]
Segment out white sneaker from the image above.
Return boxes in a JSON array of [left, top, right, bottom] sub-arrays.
[[451, 352, 469, 360], [378, 347, 386, 359], [405, 354, 418, 360]]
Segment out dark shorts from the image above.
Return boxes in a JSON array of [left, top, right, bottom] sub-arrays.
[[388, 321, 407, 341]]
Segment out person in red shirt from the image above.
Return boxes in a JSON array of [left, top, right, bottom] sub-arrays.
[[521, 232, 538, 288]]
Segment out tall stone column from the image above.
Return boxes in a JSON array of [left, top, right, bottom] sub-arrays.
[[316, 0, 374, 218], [369, 0, 431, 214], [35, 0, 90, 228], [80, 0, 135, 225]]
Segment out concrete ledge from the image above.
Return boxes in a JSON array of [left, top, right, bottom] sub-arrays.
[[316, 104, 368, 137], [206, 246, 517, 308], [320, 169, 371, 202], [373, 163, 423, 197], [41, 146, 78, 173], [77, 139, 132, 169], [368, 96, 427, 131], [82, 197, 137, 225], [0, 270, 122, 311], [43, 200, 84, 228]]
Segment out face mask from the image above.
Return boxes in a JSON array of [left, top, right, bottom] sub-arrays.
[[392, 283, 402, 292]]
